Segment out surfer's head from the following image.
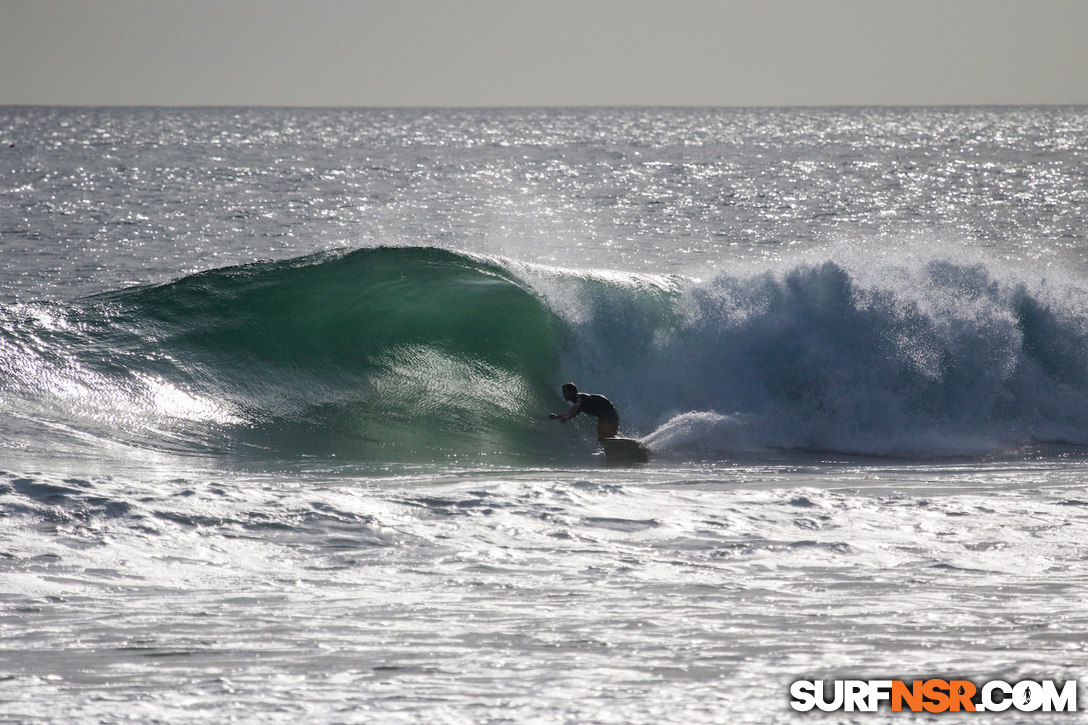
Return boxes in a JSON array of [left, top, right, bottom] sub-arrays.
[[562, 382, 578, 401]]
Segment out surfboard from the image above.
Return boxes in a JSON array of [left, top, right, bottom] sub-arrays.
[[602, 437, 650, 465]]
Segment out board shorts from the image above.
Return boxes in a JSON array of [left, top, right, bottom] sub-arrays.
[[597, 418, 619, 442]]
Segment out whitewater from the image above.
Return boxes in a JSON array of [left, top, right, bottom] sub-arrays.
[[3, 106, 1088, 723]]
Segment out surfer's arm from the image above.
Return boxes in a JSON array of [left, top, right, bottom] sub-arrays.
[[550, 403, 582, 421]]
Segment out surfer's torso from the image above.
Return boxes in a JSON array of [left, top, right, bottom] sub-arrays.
[[574, 393, 619, 424]]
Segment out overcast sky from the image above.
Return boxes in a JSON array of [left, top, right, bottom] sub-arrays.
[[2, 0, 1087, 107]]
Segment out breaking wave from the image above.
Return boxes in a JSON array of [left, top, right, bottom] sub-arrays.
[[4, 246, 1088, 462]]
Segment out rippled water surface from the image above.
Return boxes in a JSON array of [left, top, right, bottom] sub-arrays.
[[3, 107, 1088, 722]]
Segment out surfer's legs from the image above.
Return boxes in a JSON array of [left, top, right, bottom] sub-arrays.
[[597, 420, 618, 442]]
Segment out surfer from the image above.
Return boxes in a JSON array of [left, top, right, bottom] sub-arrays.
[[550, 382, 619, 442]]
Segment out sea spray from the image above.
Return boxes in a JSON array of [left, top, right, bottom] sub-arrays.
[[632, 256, 1088, 457]]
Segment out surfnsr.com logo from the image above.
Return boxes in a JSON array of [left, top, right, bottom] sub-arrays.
[[790, 679, 1079, 713]]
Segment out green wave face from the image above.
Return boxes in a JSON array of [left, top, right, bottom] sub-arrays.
[[92, 247, 567, 461]]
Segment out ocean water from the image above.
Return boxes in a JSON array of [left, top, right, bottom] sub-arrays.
[[3, 106, 1088, 723]]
